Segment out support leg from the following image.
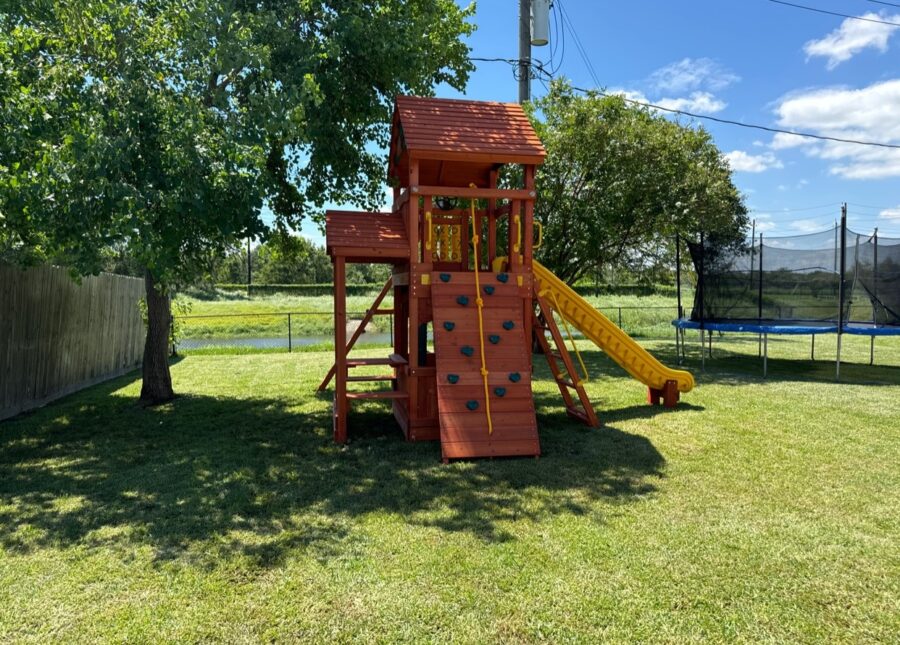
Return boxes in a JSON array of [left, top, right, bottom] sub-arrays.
[[334, 257, 348, 443], [763, 332, 768, 378]]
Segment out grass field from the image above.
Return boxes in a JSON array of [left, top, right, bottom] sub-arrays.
[[1, 335, 898, 642], [174, 289, 683, 341]]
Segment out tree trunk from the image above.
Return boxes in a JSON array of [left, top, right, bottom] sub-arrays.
[[140, 270, 175, 405]]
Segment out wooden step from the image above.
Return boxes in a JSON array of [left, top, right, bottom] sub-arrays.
[[566, 407, 592, 424], [346, 353, 407, 368], [346, 391, 409, 400], [347, 375, 396, 382]]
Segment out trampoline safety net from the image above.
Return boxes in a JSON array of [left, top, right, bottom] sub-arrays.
[[688, 226, 900, 327]]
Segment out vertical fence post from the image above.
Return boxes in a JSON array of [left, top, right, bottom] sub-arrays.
[[618, 307, 622, 329], [288, 313, 292, 353]]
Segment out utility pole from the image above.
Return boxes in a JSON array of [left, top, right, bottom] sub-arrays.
[[247, 236, 252, 286], [518, 0, 531, 104]]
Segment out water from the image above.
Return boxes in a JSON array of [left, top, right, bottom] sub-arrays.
[[177, 333, 394, 350]]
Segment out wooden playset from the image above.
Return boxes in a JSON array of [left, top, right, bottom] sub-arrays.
[[320, 96, 694, 461]]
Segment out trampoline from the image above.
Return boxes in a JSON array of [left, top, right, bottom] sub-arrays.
[[673, 211, 900, 377]]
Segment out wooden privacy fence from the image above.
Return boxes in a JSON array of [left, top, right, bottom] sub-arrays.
[[1, 264, 145, 420]]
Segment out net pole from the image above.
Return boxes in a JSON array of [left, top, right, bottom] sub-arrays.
[[757, 233, 764, 322], [757, 232, 764, 357], [837, 204, 847, 381], [873, 228, 879, 323], [751, 220, 759, 355], [699, 231, 705, 331], [675, 233, 683, 320], [872, 228, 878, 366]]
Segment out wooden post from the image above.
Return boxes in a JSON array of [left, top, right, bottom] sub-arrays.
[[334, 256, 347, 443], [488, 169, 498, 267], [407, 161, 420, 424]]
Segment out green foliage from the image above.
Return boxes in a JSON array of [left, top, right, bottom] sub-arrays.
[[0, 0, 475, 287], [527, 80, 749, 284]]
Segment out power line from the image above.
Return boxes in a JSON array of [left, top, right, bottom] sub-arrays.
[[767, 0, 900, 27], [750, 202, 843, 213], [863, 0, 900, 9], [556, 0, 601, 88], [574, 86, 900, 149]]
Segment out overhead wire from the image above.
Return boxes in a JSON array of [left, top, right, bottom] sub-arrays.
[[766, 0, 900, 26]]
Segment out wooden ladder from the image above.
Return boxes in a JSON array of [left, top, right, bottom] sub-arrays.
[[319, 277, 394, 392], [533, 295, 599, 428]]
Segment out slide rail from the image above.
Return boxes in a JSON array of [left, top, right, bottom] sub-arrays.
[[534, 261, 695, 393]]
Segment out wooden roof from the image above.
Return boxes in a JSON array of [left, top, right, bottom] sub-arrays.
[[389, 96, 545, 182], [325, 211, 409, 262]]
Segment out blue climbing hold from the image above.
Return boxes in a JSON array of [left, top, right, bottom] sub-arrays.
[[443, 321, 455, 332], [509, 372, 521, 383], [456, 295, 469, 306], [484, 285, 495, 295], [466, 400, 479, 411], [497, 273, 509, 283], [447, 374, 459, 384], [502, 320, 515, 331], [439, 273, 451, 283], [489, 334, 500, 345], [494, 387, 506, 397], [461, 346, 474, 357]]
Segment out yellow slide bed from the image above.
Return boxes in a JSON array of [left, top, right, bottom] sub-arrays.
[[534, 261, 695, 393]]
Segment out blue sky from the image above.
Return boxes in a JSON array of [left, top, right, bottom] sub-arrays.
[[299, 0, 900, 243]]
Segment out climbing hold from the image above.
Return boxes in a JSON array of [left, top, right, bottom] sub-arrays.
[[439, 273, 451, 283], [461, 345, 474, 357], [443, 321, 455, 332], [484, 285, 495, 295], [447, 374, 459, 384], [502, 321, 515, 331], [456, 295, 469, 306], [489, 334, 501, 345], [508, 372, 521, 383], [496, 273, 509, 283], [466, 400, 479, 411], [494, 387, 506, 398]]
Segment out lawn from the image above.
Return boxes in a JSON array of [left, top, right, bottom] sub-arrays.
[[174, 289, 683, 341], [1, 337, 898, 642]]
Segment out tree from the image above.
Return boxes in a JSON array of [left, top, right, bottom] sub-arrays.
[[0, 1, 474, 403], [526, 81, 749, 284]]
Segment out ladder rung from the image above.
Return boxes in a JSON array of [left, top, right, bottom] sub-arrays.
[[566, 407, 590, 423], [346, 391, 408, 400], [346, 354, 407, 368], [346, 375, 395, 382], [557, 379, 578, 389], [368, 308, 395, 315]]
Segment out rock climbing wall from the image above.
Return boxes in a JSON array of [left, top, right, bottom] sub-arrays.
[[430, 271, 540, 460]]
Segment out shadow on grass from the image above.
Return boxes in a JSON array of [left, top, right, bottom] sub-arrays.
[[0, 373, 667, 567]]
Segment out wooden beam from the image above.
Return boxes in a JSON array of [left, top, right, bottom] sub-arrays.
[[412, 186, 536, 201], [319, 277, 393, 391], [333, 257, 347, 444]]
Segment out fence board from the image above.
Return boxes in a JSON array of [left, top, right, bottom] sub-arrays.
[[0, 264, 145, 420]]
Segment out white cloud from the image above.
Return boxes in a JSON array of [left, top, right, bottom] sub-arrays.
[[648, 58, 739, 93], [755, 220, 777, 233], [804, 13, 900, 70], [724, 150, 784, 173], [773, 79, 900, 179], [881, 206, 900, 220], [791, 219, 829, 233], [770, 132, 819, 150], [656, 91, 727, 114]]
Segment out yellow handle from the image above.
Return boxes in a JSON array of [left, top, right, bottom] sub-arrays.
[[425, 211, 433, 252], [534, 221, 543, 250], [513, 214, 521, 254]]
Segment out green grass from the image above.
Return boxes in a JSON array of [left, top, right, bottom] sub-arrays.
[[1, 336, 898, 642], [174, 290, 683, 341], [174, 290, 394, 339]]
